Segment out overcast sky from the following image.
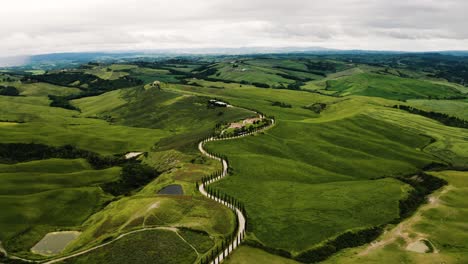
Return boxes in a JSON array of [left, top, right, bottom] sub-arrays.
[[1, 0, 467, 56]]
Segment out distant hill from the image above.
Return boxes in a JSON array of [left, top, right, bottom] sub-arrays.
[[1, 48, 468, 68]]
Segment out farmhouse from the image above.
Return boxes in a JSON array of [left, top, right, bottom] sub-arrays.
[[228, 117, 262, 129]]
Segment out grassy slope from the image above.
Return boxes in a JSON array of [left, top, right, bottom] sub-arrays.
[[0, 187, 112, 254], [225, 245, 300, 264], [73, 86, 254, 152], [0, 76, 251, 258], [0, 95, 168, 155], [211, 62, 294, 86], [14, 82, 80, 97], [324, 170, 468, 264], [326, 72, 464, 100], [0, 161, 120, 195], [63, 229, 197, 264], [407, 99, 468, 120], [65, 195, 235, 255], [371, 107, 468, 168], [83, 65, 133, 80], [0, 158, 119, 254]]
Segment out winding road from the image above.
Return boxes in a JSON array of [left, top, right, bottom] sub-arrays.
[[197, 113, 275, 264]]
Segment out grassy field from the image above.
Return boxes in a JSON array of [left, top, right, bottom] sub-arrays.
[[72, 86, 254, 152], [63, 229, 198, 264], [407, 99, 468, 120], [170, 79, 461, 257], [0, 81, 82, 97], [172, 64, 467, 258], [1, 56, 467, 263], [324, 170, 468, 264], [210, 62, 295, 86], [0, 158, 119, 255], [65, 195, 235, 253], [0, 187, 113, 255], [225, 246, 300, 264], [204, 57, 349, 87], [325, 72, 465, 100], [0, 159, 120, 195], [0, 95, 169, 155], [0, 71, 250, 259]]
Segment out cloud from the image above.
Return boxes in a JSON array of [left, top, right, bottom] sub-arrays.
[[0, 0, 467, 56]]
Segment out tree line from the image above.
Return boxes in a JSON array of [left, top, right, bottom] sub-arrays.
[[395, 172, 447, 219], [197, 176, 247, 264], [29, 72, 142, 91]]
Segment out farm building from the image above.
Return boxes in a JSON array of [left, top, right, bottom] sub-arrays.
[[209, 99, 228, 107]]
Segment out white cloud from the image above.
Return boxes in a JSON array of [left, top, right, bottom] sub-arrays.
[[0, 0, 467, 56]]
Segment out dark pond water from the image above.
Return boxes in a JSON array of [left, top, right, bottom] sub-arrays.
[[157, 184, 183, 195]]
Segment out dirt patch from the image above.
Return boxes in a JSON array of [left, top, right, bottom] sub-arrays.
[[146, 201, 160, 212], [0, 122, 19, 127], [124, 152, 143, 159], [406, 240, 429, 253]]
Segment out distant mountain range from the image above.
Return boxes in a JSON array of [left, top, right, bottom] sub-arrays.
[[1, 47, 468, 68]]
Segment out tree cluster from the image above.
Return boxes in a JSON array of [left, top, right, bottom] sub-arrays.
[[271, 101, 292, 108], [303, 103, 327, 114], [48, 95, 80, 111], [0, 86, 19, 96], [101, 162, 159, 196]]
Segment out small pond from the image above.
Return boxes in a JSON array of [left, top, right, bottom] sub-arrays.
[[157, 184, 184, 195], [31, 231, 80, 256]]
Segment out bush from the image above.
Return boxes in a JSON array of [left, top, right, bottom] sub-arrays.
[[303, 103, 327, 113], [252, 82, 270, 88], [271, 101, 292, 108]]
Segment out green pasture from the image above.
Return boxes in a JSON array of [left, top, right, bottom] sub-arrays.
[[73, 86, 254, 152], [63, 229, 197, 264], [407, 99, 468, 120], [65, 195, 235, 254], [325, 72, 464, 100], [3, 82, 81, 97], [0, 158, 119, 256], [225, 246, 300, 264]]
